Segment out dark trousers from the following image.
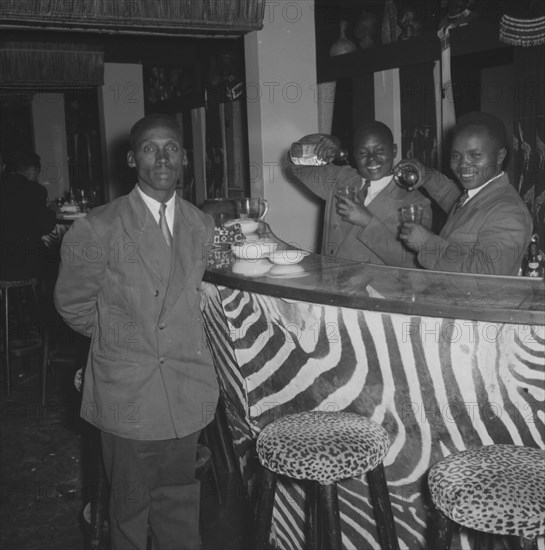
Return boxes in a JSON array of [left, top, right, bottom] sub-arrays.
[[101, 430, 202, 550]]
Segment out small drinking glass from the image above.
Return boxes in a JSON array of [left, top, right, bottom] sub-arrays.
[[336, 184, 360, 203], [401, 204, 424, 224]]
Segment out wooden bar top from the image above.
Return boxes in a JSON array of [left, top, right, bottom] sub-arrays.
[[204, 223, 545, 325]]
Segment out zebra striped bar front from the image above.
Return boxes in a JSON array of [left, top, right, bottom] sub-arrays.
[[201, 236, 544, 550]]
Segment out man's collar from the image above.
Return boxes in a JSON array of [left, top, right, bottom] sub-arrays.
[[466, 171, 504, 199]]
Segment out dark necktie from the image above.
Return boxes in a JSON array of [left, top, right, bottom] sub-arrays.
[[451, 190, 469, 216], [159, 203, 173, 247], [358, 179, 371, 203]]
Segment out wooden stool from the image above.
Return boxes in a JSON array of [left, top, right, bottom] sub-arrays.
[[254, 411, 400, 550], [427, 444, 545, 550], [1, 278, 49, 404]]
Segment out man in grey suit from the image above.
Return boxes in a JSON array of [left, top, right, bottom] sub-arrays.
[[399, 112, 532, 275], [55, 114, 216, 549], [287, 121, 432, 268]]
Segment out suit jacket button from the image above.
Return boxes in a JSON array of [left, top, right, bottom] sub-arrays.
[[329, 248, 335, 255], [159, 357, 165, 365], [154, 290, 159, 297], [158, 323, 166, 330]]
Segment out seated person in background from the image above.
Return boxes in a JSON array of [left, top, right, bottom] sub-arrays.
[[286, 121, 432, 268], [0, 151, 56, 280], [398, 112, 532, 276]]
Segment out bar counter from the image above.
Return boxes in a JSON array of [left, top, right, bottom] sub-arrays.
[[201, 223, 545, 550]]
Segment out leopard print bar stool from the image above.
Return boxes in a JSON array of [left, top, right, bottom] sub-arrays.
[[254, 411, 399, 550], [428, 444, 545, 550]]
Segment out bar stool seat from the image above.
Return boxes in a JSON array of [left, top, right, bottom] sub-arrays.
[[428, 444, 545, 549], [255, 411, 399, 550]]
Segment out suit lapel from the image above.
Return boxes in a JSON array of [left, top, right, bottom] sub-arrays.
[[367, 178, 406, 218], [442, 175, 507, 234], [123, 188, 172, 286], [160, 195, 208, 318]]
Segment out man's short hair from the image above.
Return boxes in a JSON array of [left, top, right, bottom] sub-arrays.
[[454, 112, 507, 149], [129, 114, 183, 150], [6, 151, 41, 173], [353, 121, 394, 147]]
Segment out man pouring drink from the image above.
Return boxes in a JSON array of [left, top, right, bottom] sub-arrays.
[[287, 120, 432, 268], [398, 112, 532, 276]]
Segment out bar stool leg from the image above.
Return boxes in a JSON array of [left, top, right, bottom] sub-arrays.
[[319, 482, 342, 550], [255, 468, 277, 550], [40, 328, 49, 405], [518, 536, 538, 550], [474, 530, 494, 550], [90, 454, 108, 550], [366, 463, 400, 550], [308, 481, 321, 550], [428, 508, 454, 550], [2, 287, 10, 395], [31, 282, 48, 405]]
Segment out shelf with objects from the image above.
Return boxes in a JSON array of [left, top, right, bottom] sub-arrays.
[[314, 0, 520, 80], [314, 0, 545, 246]]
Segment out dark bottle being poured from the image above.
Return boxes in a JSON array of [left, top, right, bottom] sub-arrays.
[[393, 164, 420, 189], [290, 134, 348, 166]]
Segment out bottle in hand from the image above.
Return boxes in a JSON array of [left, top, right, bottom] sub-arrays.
[[393, 164, 420, 189], [290, 134, 347, 166], [524, 234, 543, 277]]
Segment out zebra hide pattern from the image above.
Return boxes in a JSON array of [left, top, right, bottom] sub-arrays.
[[201, 282, 545, 550]]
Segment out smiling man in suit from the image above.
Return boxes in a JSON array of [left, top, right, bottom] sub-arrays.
[[398, 111, 532, 275], [54, 114, 216, 550], [286, 121, 432, 268]]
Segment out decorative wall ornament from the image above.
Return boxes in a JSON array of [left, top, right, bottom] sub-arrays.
[[398, 6, 422, 40], [353, 12, 379, 50], [381, 0, 400, 44], [500, 14, 545, 46], [329, 20, 357, 57], [0, 41, 103, 87], [0, 0, 266, 37]]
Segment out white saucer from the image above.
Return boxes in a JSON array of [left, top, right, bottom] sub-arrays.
[[266, 264, 307, 278], [268, 249, 310, 265], [231, 239, 278, 259], [231, 259, 272, 277]]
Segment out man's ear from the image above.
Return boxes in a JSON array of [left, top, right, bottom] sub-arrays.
[[497, 147, 507, 166], [127, 151, 136, 168], [392, 143, 398, 158]]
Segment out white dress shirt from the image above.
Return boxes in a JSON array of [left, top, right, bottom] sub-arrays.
[[136, 185, 175, 234], [363, 175, 393, 206], [466, 171, 504, 202]]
